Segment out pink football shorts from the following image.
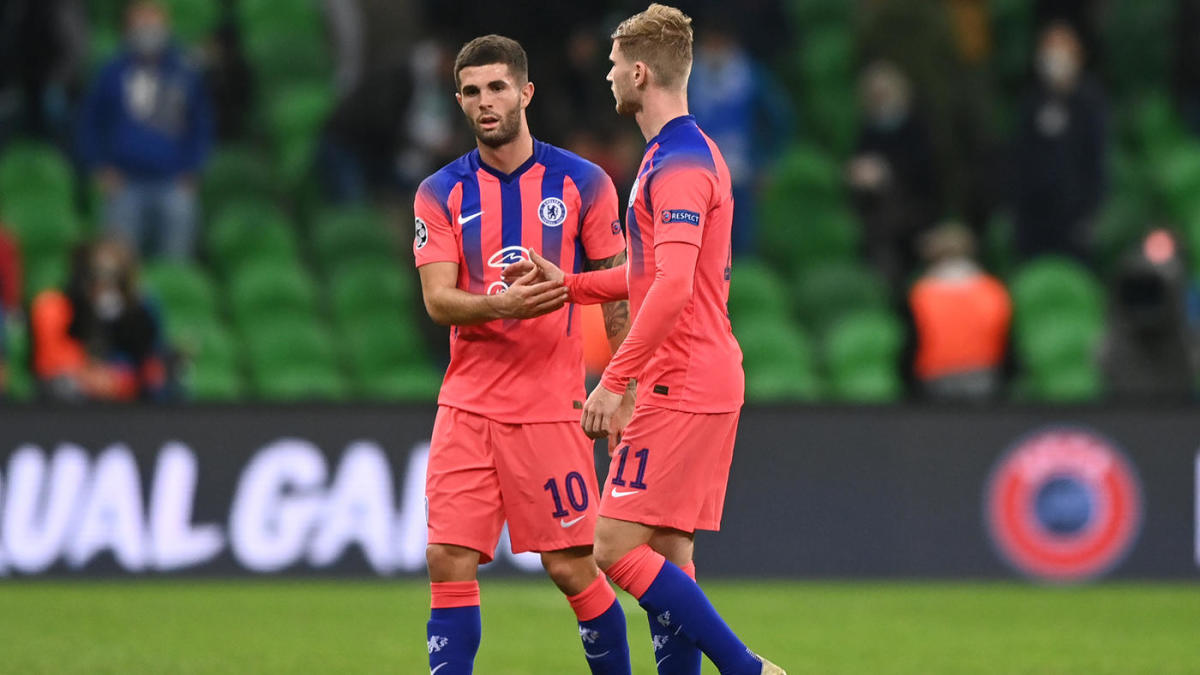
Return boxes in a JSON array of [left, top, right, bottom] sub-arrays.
[[598, 407, 740, 533], [426, 406, 600, 563]]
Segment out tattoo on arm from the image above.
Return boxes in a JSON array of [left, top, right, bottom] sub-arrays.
[[586, 251, 631, 346]]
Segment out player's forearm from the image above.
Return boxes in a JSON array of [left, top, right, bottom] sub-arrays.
[[599, 243, 697, 394], [602, 299, 631, 353], [423, 286, 505, 326], [565, 266, 628, 304]]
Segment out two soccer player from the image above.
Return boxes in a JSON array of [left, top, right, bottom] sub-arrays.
[[415, 5, 784, 674], [413, 35, 635, 675]]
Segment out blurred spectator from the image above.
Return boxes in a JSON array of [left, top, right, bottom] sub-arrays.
[[848, 61, 939, 289], [0, 0, 88, 146], [689, 21, 793, 255], [1012, 21, 1107, 262], [77, 0, 213, 261], [1034, 0, 1102, 70], [1173, 0, 1200, 135], [1100, 229, 1197, 400], [394, 38, 472, 192], [906, 223, 1012, 401], [202, 7, 253, 141], [540, 26, 614, 144], [31, 238, 170, 402]]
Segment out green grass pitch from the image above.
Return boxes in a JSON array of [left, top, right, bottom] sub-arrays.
[[0, 580, 1196, 673]]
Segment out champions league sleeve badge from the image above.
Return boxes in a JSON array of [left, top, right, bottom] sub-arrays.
[[984, 426, 1143, 583]]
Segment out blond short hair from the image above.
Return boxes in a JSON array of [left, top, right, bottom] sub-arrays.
[[611, 4, 693, 89]]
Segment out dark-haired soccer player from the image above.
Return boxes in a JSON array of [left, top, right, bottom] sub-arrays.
[[511, 5, 786, 674], [412, 35, 634, 675]]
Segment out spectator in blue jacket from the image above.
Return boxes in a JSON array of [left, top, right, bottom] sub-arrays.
[[77, 0, 213, 261], [688, 22, 793, 256]]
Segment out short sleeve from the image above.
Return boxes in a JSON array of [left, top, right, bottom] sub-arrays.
[[648, 165, 715, 248], [578, 169, 626, 262], [413, 179, 459, 267]]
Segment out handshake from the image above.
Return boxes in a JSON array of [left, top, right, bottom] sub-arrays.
[[492, 250, 570, 320]]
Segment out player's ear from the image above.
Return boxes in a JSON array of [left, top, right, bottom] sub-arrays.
[[521, 80, 534, 108], [633, 62, 648, 89], [455, 91, 464, 108]]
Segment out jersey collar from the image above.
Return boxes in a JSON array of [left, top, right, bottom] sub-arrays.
[[645, 115, 696, 151], [472, 138, 544, 183]]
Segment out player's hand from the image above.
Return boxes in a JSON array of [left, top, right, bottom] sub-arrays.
[[607, 386, 636, 456], [581, 383, 624, 443], [501, 259, 538, 285], [528, 249, 565, 286], [491, 266, 568, 319]]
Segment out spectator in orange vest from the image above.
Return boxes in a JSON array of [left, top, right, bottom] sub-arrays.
[[31, 238, 170, 401], [907, 223, 1012, 401]]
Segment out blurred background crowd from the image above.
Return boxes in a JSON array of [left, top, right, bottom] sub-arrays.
[[0, 0, 1197, 404]]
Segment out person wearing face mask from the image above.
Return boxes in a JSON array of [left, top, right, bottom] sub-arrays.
[[1012, 21, 1107, 263], [30, 239, 169, 402], [76, 0, 213, 261], [847, 60, 940, 291]]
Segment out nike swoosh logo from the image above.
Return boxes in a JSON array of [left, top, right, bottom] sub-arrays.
[[656, 655, 672, 667], [560, 515, 586, 528], [431, 664, 447, 674], [457, 210, 484, 225], [585, 650, 611, 659], [610, 488, 639, 498]]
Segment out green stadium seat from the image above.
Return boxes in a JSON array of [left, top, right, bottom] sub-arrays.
[[187, 360, 245, 401], [728, 260, 791, 320], [0, 143, 74, 205], [143, 262, 220, 319], [788, 0, 853, 26], [24, 256, 70, 301], [1024, 363, 1103, 403], [343, 314, 428, 381], [792, 260, 887, 335], [228, 260, 319, 327], [202, 146, 277, 214], [264, 83, 335, 186], [736, 316, 821, 401], [357, 364, 443, 402], [760, 204, 860, 276], [163, 0, 220, 44], [4, 317, 34, 401], [245, 317, 347, 401], [824, 310, 905, 403], [311, 207, 399, 272], [1010, 257, 1105, 335], [327, 261, 413, 327], [1093, 194, 1150, 273], [1016, 315, 1100, 373], [239, 0, 324, 41], [800, 28, 853, 90], [246, 31, 331, 94], [1152, 141, 1200, 222], [1103, 1, 1171, 95], [1, 199, 82, 263], [207, 200, 301, 274]]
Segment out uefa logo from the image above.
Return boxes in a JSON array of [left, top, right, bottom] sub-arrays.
[[984, 426, 1143, 583]]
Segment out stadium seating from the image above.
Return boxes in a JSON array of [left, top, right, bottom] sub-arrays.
[[263, 83, 335, 187], [736, 315, 821, 401], [206, 200, 301, 274], [727, 260, 791, 320], [228, 260, 319, 328], [0, 142, 74, 206], [327, 261, 414, 327], [792, 260, 888, 335], [143, 262, 221, 320], [244, 316, 347, 401], [162, 0, 220, 45], [202, 146, 278, 215], [760, 202, 860, 275], [1010, 257, 1105, 337], [824, 310, 905, 402], [311, 208, 399, 273]]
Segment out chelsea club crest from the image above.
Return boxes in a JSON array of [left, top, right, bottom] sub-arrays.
[[538, 197, 567, 227]]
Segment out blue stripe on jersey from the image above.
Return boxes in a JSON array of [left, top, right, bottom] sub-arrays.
[[565, 236, 586, 337], [459, 174, 484, 293], [500, 175, 523, 254], [540, 167, 564, 267]]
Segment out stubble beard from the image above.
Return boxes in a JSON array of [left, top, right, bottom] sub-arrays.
[[472, 107, 522, 148]]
